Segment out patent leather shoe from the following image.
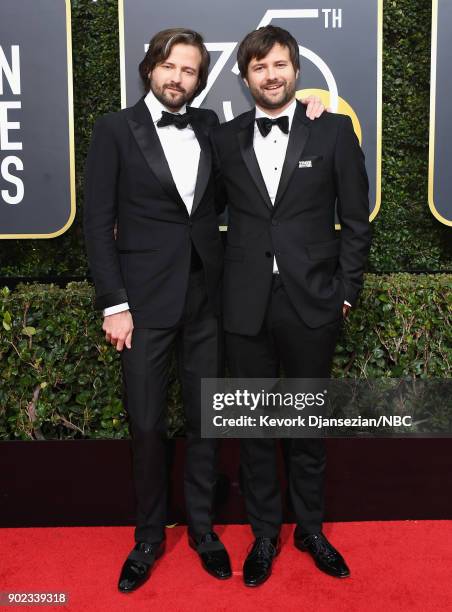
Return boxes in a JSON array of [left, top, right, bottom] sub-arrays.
[[294, 529, 350, 578], [189, 531, 232, 579], [118, 540, 165, 592], [243, 536, 280, 587]]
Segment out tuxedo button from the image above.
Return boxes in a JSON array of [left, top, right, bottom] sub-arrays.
[[271, 219, 278, 226], [265, 251, 272, 258]]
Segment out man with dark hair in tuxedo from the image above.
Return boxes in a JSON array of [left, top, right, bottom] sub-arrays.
[[211, 25, 372, 587], [84, 27, 325, 592], [84, 28, 229, 592]]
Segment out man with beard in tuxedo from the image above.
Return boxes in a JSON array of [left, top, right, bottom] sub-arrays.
[[211, 25, 371, 586]]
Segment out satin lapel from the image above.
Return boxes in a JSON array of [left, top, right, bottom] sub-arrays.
[[238, 112, 273, 212], [274, 103, 311, 208], [189, 112, 212, 216], [127, 100, 187, 214]]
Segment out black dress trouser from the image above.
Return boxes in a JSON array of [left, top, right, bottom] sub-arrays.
[[226, 274, 343, 538], [121, 268, 221, 544]]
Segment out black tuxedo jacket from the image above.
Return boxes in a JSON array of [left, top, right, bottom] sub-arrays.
[[211, 101, 372, 335], [84, 98, 224, 328]]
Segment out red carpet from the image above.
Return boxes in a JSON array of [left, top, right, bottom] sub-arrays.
[[1, 522, 451, 611]]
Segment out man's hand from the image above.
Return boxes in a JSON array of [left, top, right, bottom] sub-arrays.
[[102, 310, 134, 351], [301, 95, 327, 120], [342, 303, 351, 319]]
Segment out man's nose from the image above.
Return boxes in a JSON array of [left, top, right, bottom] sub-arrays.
[[172, 69, 182, 83], [266, 67, 277, 81]]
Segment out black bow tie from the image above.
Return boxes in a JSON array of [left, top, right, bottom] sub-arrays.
[[157, 111, 191, 129], [256, 115, 289, 137]]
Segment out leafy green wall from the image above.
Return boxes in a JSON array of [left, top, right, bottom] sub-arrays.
[[0, 0, 450, 276], [1, 275, 450, 439]]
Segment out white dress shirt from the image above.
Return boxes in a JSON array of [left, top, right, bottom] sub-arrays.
[[103, 90, 201, 317], [145, 89, 200, 214], [253, 100, 351, 307], [254, 100, 297, 274]]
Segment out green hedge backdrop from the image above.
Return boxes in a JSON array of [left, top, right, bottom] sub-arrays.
[[1, 276, 450, 439], [0, 1, 451, 440]]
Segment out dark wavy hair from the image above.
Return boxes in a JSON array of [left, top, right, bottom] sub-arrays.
[[138, 28, 210, 98], [237, 25, 300, 79]]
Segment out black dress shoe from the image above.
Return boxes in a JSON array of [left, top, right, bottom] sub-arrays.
[[243, 536, 280, 587], [118, 540, 165, 593], [294, 530, 350, 578], [189, 531, 232, 580]]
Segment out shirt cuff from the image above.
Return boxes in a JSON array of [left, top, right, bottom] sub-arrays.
[[103, 302, 130, 317], [344, 301, 352, 308]]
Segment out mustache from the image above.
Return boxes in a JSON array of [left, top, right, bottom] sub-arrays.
[[164, 83, 186, 93], [262, 80, 285, 88]]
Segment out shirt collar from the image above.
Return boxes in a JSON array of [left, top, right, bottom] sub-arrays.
[[255, 98, 297, 131], [144, 88, 187, 124]]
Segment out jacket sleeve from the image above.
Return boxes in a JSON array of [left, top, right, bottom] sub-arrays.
[[334, 115, 372, 307], [209, 124, 228, 216], [83, 115, 128, 310]]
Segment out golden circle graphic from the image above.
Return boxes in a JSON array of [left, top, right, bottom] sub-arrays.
[[296, 88, 362, 145]]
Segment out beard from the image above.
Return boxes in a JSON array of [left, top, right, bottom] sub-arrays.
[[249, 78, 296, 112], [150, 81, 193, 110]]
